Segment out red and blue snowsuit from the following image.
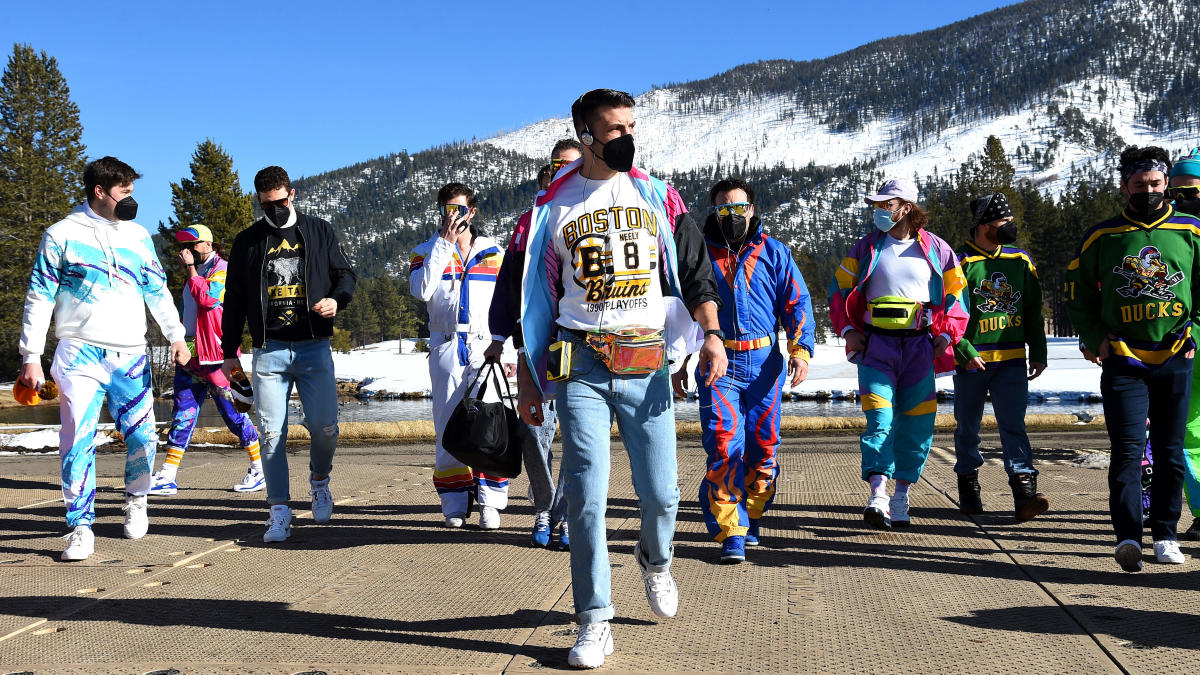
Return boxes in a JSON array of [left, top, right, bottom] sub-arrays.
[[697, 215, 815, 542]]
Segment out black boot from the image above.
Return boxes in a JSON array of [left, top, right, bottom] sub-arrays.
[[1011, 472, 1050, 522], [957, 471, 984, 514]]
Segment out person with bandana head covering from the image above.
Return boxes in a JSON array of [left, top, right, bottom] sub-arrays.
[[829, 177, 970, 531], [670, 178, 815, 564], [1169, 147, 1200, 540], [1066, 145, 1200, 571], [952, 192, 1050, 522]]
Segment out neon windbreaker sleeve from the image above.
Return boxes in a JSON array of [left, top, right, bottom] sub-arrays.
[[776, 247, 815, 361]]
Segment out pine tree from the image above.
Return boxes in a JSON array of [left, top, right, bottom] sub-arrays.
[[371, 274, 404, 341], [159, 139, 253, 271], [0, 44, 86, 374]]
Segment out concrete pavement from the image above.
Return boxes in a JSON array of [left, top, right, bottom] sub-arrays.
[[0, 430, 1196, 673]]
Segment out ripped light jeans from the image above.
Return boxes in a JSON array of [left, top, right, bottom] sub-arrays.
[[252, 338, 339, 506]]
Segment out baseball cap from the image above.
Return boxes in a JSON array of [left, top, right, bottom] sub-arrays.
[[864, 178, 919, 206], [175, 224, 214, 244]]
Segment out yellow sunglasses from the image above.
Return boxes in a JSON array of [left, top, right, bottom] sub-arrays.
[[714, 202, 750, 217]]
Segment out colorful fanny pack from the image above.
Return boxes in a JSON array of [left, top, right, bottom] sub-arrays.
[[583, 326, 666, 375], [868, 296, 926, 331]]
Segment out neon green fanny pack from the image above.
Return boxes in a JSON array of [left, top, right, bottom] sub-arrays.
[[868, 296, 924, 331]]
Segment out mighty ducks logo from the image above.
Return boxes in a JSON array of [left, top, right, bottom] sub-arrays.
[[973, 272, 1021, 314], [1114, 246, 1183, 301]]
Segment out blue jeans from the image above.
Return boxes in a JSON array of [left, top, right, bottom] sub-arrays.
[[525, 400, 567, 523], [252, 338, 340, 506], [1101, 355, 1192, 544], [953, 363, 1036, 477], [558, 333, 679, 625]]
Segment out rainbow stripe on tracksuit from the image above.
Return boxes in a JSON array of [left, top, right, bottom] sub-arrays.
[[829, 228, 969, 483], [697, 218, 814, 541]]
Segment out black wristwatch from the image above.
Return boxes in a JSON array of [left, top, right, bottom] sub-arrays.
[[704, 329, 726, 341]]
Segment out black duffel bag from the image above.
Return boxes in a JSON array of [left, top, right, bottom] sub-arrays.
[[442, 361, 532, 479]]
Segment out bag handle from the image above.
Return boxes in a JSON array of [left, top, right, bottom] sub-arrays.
[[473, 361, 507, 402]]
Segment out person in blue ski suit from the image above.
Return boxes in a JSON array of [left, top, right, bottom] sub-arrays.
[[672, 178, 815, 563]]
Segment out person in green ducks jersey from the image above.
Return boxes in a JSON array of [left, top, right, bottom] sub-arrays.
[[1066, 145, 1200, 573], [952, 191, 1050, 522]]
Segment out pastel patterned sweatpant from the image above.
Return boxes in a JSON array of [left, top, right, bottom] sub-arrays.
[[857, 333, 937, 483], [166, 362, 259, 457], [51, 339, 157, 527]]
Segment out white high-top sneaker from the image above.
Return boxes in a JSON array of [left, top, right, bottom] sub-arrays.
[[633, 541, 678, 618], [122, 494, 149, 539], [264, 504, 293, 543]]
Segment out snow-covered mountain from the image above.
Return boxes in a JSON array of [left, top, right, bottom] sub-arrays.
[[294, 0, 1200, 277]]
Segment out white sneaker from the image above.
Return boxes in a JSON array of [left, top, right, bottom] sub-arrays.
[[633, 541, 678, 618], [444, 515, 465, 528], [1153, 540, 1187, 564], [263, 504, 293, 543], [889, 493, 910, 528], [864, 494, 891, 529], [61, 525, 94, 561], [1115, 539, 1143, 572], [479, 505, 500, 530], [310, 476, 333, 523], [122, 494, 148, 539], [232, 465, 265, 492], [148, 471, 178, 496], [567, 621, 613, 669]]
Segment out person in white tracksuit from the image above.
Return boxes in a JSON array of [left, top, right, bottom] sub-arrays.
[[17, 156, 189, 562], [409, 182, 510, 529]]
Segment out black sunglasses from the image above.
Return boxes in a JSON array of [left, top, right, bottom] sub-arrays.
[[260, 197, 289, 209]]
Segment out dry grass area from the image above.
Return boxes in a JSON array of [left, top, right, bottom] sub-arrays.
[[180, 414, 1099, 445]]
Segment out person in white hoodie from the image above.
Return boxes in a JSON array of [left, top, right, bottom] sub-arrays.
[[409, 182, 510, 529], [17, 156, 189, 562]]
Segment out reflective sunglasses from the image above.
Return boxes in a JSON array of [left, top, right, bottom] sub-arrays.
[[1168, 185, 1200, 201], [872, 199, 900, 210], [714, 202, 750, 217], [439, 204, 470, 218], [550, 157, 571, 172]]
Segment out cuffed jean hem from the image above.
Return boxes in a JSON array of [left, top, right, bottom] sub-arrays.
[[576, 605, 616, 625]]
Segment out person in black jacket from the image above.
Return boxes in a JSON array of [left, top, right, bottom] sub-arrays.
[[221, 165, 356, 543]]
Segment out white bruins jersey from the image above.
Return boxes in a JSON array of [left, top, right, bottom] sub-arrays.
[[550, 171, 666, 332]]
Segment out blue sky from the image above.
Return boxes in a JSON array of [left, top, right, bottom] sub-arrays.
[[2, 0, 1018, 228]]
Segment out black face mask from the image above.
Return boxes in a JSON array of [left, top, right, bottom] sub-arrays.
[[1129, 191, 1165, 216], [595, 133, 635, 173], [1173, 198, 1200, 216], [996, 221, 1018, 245], [107, 191, 138, 221], [719, 214, 749, 243], [264, 205, 290, 227]]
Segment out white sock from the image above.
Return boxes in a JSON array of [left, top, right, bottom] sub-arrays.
[[868, 474, 887, 497], [250, 459, 263, 472], [895, 479, 912, 499], [158, 464, 178, 481]]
